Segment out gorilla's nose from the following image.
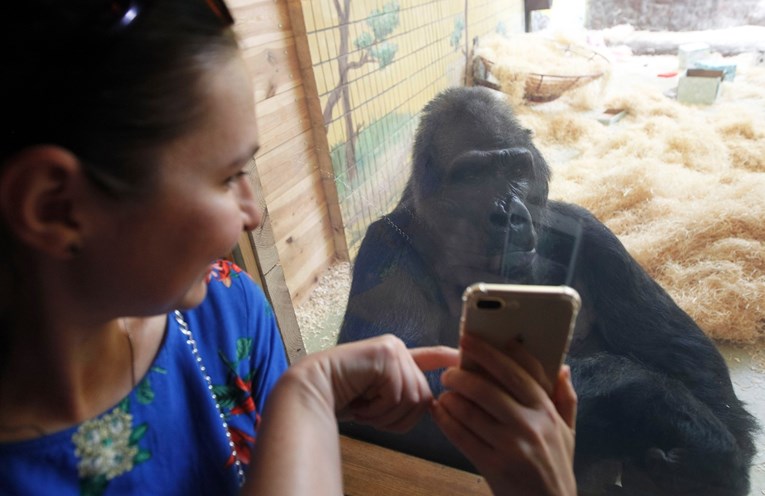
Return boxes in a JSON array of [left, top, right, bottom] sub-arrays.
[[492, 196, 537, 252]]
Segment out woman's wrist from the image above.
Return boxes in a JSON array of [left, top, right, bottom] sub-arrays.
[[245, 356, 344, 496], [272, 356, 337, 419]]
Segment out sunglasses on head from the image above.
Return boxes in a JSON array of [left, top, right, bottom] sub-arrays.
[[105, 0, 234, 32]]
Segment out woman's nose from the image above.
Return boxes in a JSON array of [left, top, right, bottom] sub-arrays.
[[240, 180, 261, 232]]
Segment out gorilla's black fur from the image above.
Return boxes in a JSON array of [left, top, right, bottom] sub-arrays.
[[337, 87, 757, 495]]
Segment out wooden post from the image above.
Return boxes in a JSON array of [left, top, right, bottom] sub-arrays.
[[238, 157, 306, 364]]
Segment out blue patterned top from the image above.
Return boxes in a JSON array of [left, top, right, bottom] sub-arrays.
[[0, 261, 289, 495]]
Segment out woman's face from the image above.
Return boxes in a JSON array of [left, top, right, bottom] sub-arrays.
[[83, 54, 261, 316]]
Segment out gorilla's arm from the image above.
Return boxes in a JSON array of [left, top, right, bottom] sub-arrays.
[[548, 201, 757, 483], [337, 213, 474, 469], [556, 201, 726, 383], [571, 353, 751, 496], [338, 211, 452, 348]]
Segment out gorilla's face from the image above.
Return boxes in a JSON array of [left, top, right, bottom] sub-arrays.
[[417, 144, 541, 286], [409, 88, 552, 290]]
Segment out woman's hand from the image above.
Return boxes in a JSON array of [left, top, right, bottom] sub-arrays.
[[245, 335, 458, 496], [431, 333, 577, 496], [309, 334, 459, 432]]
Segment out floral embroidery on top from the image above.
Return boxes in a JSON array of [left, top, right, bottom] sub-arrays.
[[214, 337, 261, 470], [208, 259, 250, 287], [71, 398, 150, 496]]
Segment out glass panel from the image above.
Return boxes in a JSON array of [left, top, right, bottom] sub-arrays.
[[289, 1, 765, 494]]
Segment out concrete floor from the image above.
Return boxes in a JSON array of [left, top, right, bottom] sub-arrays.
[[719, 343, 765, 495]]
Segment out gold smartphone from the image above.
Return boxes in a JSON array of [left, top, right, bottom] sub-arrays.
[[459, 282, 581, 385]]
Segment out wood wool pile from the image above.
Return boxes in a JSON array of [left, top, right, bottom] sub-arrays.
[[496, 48, 765, 344]]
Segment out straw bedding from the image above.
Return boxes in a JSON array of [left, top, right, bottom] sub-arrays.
[[492, 49, 765, 343]]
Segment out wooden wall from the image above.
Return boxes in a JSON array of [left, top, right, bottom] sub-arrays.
[[229, 0, 525, 309], [300, 0, 526, 259], [230, 0, 338, 308]]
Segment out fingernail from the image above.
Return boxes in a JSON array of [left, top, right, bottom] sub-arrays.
[[441, 368, 450, 381], [562, 365, 571, 378]]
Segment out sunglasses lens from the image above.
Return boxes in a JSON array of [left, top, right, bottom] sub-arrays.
[[102, 0, 233, 33], [206, 0, 235, 25], [85, 0, 140, 32]]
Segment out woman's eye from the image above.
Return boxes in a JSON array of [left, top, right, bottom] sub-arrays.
[[225, 170, 249, 185]]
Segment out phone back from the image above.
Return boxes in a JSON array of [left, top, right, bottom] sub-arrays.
[[459, 283, 581, 384]]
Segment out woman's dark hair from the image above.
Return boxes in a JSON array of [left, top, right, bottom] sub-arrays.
[[0, 0, 239, 365], [2, 0, 239, 192]]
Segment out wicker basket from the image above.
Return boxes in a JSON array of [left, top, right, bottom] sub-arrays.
[[473, 41, 609, 103]]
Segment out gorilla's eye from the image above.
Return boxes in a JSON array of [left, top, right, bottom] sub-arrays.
[[503, 155, 534, 181], [449, 164, 488, 183]]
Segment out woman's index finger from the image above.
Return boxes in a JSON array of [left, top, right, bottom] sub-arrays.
[[409, 346, 459, 371]]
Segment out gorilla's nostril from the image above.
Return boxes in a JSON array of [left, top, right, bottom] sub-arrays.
[[510, 213, 528, 227], [490, 212, 508, 226]]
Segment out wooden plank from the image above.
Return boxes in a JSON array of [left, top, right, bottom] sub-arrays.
[[255, 133, 338, 304], [232, 0, 292, 49], [261, 258, 307, 360], [276, 215, 336, 304], [234, 231, 264, 288], [273, 197, 331, 245], [340, 436, 492, 496], [257, 131, 319, 203], [267, 171, 327, 240], [284, 248, 335, 305], [285, 0, 349, 262], [255, 85, 313, 157], [241, 36, 303, 104]]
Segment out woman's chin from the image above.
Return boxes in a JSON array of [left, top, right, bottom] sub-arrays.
[[176, 278, 209, 310]]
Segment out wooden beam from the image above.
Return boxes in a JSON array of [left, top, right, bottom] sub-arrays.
[[233, 232, 264, 288], [239, 157, 306, 364]]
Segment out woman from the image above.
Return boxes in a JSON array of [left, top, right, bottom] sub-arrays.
[[0, 1, 576, 494]]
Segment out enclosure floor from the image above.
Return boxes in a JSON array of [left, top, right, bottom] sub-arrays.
[[295, 261, 350, 354]]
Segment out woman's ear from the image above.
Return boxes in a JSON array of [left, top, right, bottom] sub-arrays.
[[0, 146, 86, 259]]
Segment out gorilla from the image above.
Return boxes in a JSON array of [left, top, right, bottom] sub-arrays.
[[337, 86, 757, 495]]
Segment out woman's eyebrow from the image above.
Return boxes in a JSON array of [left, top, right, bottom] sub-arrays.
[[227, 143, 261, 168]]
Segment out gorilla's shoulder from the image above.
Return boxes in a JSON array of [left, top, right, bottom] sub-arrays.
[[349, 210, 435, 296], [547, 200, 598, 225], [547, 200, 623, 251]]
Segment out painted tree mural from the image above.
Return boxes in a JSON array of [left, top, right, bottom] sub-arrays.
[[323, 1, 401, 181]]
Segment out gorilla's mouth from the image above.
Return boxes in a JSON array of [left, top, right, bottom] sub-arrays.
[[500, 249, 537, 281]]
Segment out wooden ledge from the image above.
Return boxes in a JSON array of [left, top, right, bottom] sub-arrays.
[[341, 435, 492, 495]]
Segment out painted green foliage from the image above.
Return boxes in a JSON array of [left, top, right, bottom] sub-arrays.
[[323, 1, 402, 182], [355, 2, 400, 68], [450, 15, 465, 51]]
